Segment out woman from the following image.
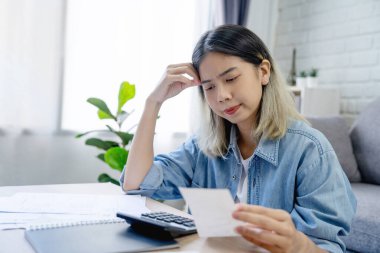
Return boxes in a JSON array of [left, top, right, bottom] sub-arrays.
[[121, 24, 356, 253]]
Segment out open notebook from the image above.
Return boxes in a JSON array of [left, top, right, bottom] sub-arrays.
[[25, 220, 179, 253]]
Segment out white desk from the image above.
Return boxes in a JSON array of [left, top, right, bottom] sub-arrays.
[[0, 183, 266, 253]]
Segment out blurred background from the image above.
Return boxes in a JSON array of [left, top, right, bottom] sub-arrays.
[[1, 0, 379, 186]]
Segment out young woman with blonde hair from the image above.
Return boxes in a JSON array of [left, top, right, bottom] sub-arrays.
[[121, 24, 356, 253]]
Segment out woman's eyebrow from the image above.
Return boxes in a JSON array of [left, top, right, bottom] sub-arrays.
[[201, 67, 237, 84]]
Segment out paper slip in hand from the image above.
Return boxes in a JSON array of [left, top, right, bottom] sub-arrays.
[[179, 188, 243, 238]]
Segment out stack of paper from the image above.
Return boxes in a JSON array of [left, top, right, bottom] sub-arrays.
[[0, 193, 150, 230]]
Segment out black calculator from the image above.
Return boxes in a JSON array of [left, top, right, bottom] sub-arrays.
[[117, 211, 197, 238]]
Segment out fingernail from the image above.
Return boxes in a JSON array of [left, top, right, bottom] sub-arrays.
[[235, 203, 242, 210], [249, 227, 263, 234]]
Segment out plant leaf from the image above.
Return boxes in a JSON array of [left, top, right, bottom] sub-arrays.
[[85, 138, 119, 151], [87, 97, 115, 120], [117, 82, 135, 114], [97, 153, 105, 162], [98, 110, 114, 119], [104, 147, 128, 172], [105, 125, 134, 146], [75, 130, 107, 138], [116, 132, 134, 147], [98, 173, 120, 185], [76, 130, 95, 138]]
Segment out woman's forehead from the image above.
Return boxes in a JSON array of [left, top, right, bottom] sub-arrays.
[[199, 53, 245, 77]]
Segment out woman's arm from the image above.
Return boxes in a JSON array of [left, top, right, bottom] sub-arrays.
[[122, 99, 161, 191], [123, 63, 200, 191]]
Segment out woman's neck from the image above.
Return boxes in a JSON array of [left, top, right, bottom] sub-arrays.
[[237, 125, 257, 160]]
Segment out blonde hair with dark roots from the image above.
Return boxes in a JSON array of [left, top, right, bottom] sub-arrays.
[[192, 25, 304, 157]]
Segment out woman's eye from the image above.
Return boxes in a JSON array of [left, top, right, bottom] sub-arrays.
[[226, 76, 238, 83], [204, 85, 215, 91]]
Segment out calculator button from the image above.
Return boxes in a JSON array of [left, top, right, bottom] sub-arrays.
[[141, 212, 195, 228]]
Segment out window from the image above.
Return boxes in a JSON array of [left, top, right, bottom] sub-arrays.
[[62, 0, 198, 134]]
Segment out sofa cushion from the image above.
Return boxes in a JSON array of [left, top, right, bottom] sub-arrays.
[[307, 116, 361, 182], [341, 183, 380, 253], [350, 98, 380, 184]]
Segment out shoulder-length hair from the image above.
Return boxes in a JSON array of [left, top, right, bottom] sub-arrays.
[[192, 24, 304, 157]]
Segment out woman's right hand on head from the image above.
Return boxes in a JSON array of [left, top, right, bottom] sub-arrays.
[[148, 63, 201, 104]]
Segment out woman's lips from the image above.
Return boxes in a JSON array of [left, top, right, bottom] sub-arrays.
[[224, 105, 241, 115]]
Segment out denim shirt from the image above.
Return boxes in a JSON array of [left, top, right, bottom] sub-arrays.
[[120, 120, 356, 253]]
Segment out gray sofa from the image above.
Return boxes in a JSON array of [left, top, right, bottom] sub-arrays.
[[308, 97, 380, 253]]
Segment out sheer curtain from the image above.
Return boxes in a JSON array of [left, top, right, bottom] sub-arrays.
[[0, 0, 65, 134], [62, 0, 199, 136], [0, 0, 212, 137], [246, 0, 279, 52]]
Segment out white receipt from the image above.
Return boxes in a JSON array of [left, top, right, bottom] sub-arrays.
[[179, 188, 244, 238]]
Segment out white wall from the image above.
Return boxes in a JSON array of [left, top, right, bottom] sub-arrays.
[[0, 132, 186, 186], [274, 0, 380, 120], [0, 134, 105, 186]]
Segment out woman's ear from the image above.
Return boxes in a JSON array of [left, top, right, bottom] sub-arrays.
[[259, 60, 271, 86]]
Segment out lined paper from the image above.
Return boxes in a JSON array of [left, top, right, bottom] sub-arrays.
[[0, 192, 150, 230]]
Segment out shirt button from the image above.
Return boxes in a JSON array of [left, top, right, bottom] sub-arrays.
[[232, 175, 236, 180]]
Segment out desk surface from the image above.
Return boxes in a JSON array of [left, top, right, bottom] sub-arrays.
[[0, 183, 267, 253]]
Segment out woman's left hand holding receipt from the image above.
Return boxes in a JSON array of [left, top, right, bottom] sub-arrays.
[[232, 204, 325, 253]]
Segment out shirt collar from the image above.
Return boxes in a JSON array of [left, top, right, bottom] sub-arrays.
[[228, 125, 279, 166]]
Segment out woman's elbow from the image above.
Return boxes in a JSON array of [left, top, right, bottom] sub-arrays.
[[123, 180, 140, 192]]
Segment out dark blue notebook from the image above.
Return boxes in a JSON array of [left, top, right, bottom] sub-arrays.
[[25, 221, 179, 253]]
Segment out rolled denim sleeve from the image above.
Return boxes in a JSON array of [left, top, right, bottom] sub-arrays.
[[120, 137, 199, 199], [291, 150, 357, 253]]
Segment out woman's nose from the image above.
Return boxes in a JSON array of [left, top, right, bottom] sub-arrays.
[[217, 85, 232, 102]]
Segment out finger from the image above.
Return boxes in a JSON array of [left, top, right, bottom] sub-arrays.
[[237, 228, 281, 253], [167, 65, 200, 83], [167, 74, 199, 89], [235, 203, 289, 221], [240, 235, 280, 253], [167, 63, 199, 77], [233, 211, 288, 235], [167, 62, 194, 69], [236, 225, 288, 249], [167, 63, 197, 76]]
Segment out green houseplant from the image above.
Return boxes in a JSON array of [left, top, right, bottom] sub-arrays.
[[76, 81, 136, 185]]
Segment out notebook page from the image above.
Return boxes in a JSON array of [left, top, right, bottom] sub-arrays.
[[0, 192, 149, 215]]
